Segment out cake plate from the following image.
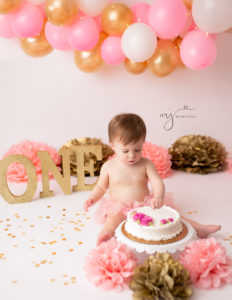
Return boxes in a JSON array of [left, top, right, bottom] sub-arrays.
[[115, 220, 196, 255]]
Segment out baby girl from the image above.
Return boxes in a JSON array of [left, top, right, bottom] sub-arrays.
[[84, 113, 220, 245]]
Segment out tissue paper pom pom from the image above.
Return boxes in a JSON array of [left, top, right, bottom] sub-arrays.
[[84, 237, 137, 291], [3, 140, 61, 182], [130, 252, 192, 300], [169, 135, 227, 174], [180, 238, 232, 289], [142, 142, 172, 178], [60, 137, 114, 176], [227, 152, 232, 174]]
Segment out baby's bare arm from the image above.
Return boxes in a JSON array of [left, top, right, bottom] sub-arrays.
[[145, 159, 165, 208], [84, 161, 109, 211]]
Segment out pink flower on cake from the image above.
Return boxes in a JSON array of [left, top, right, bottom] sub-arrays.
[[142, 142, 172, 178], [133, 212, 153, 226], [84, 238, 138, 291], [2, 140, 61, 182], [180, 238, 232, 289], [227, 152, 232, 174]]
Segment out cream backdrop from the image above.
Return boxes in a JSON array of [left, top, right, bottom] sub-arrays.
[[1, 2, 232, 300]]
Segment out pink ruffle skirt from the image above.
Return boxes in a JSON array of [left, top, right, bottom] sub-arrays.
[[93, 193, 177, 225]]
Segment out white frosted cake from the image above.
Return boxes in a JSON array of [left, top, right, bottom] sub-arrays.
[[122, 205, 185, 244]]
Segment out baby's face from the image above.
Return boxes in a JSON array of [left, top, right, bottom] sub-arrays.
[[111, 138, 144, 166]]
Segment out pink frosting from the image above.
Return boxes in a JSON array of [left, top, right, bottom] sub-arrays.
[[180, 238, 232, 289], [133, 212, 153, 226], [84, 238, 138, 291]]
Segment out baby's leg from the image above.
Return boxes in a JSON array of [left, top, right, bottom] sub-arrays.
[[182, 216, 221, 238], [97, 212, 126, 246]]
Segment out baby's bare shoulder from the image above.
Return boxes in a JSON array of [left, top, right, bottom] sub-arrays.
[[141, 157, 153, 166], [101, 158, 115, 171], [142, 157, 157, 170]]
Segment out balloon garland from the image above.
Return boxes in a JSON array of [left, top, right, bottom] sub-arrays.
[[0, 0, 232, 76]]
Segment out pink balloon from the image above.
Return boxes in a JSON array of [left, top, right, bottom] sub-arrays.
[[0, 14, 16, 38], [68, 15, 99, 51], [10, 2, 44, 38], [101, 36, 125, 65], [180, 30, 217, 70], [131, 2, 150, 25], [94, 14, 103, 32], [38, 3, 46, 19], [148, 0, 188, 39], [45, 22, 71, 51]]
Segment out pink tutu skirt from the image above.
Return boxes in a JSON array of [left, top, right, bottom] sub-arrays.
[[93, 193, 177, 225]]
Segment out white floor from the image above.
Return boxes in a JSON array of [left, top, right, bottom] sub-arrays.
[[0, 171, 232, 300]]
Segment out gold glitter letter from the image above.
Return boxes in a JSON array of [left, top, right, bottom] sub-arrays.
[[38, 148, 71, 198], [72, 145, 102, 191], [0, 155, 37, 203]]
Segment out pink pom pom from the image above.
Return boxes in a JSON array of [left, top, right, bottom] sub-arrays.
[[142, 142, 172, 178], [2, 140, 61, 182], [180, 238, 232, 289], [227, 152, 232, 174], [84, 238, 137, 291]]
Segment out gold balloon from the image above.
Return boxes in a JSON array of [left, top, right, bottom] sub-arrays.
[[74, 32, 107, 73], [101, 3, 133, 36], [124, 59, 147, 74], [20, 26, 53, 58], [45, 0, 78, 26], [173, 37, 185, 68], [0, 0, 21, 14], [147, 40, 180, 77], [182, 0, 193, 9]]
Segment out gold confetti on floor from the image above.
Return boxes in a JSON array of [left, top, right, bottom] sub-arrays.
[[0, 206, 87, 285], [12, 280, 18, 284], [41, 260, 47, 264]]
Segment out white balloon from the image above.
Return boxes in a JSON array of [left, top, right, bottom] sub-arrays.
[[77, 0, 109, 17], [28, 0, 45, 4], [192, 0, 232, 33], [121, 23, 157, 62]]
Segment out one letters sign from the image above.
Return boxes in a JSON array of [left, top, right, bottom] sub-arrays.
[[0, 145, 102, 204]]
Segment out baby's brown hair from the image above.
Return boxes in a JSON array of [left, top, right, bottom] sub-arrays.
[[108, 113, 146, 145]]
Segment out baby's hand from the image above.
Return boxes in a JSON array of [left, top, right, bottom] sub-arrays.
[[150, 197, 164, 209], [84, 198, 97, 212]]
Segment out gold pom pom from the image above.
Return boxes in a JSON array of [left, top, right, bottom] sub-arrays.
[[168, 135, 227, 174], [60, 138, 114, 176], [129, 252, 192, 300]]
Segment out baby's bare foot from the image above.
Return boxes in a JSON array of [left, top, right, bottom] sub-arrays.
[[96, 228, 115, 246], [196, 225, 221, 238]]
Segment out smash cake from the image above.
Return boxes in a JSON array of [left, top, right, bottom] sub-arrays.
[[121, 205, 188, 245]]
